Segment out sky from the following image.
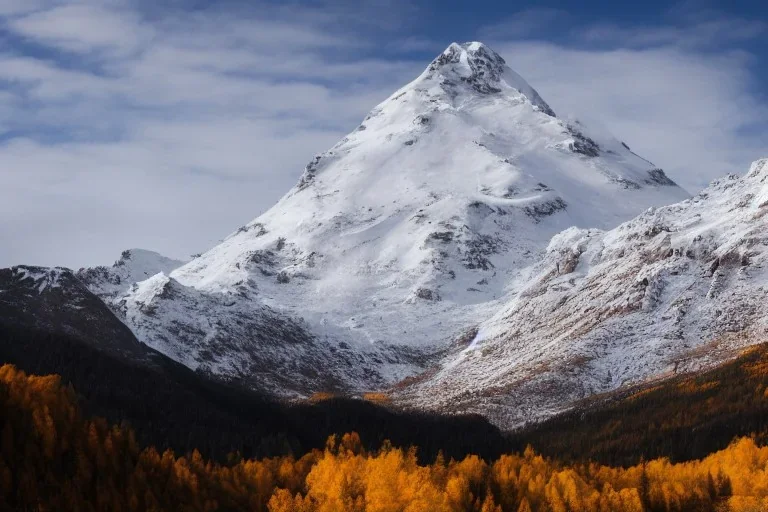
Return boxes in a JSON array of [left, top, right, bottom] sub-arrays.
[[0, 0, 766, 268]]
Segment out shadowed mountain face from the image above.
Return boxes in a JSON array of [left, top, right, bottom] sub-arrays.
[[0, 324, 511, 465], [512, 338, 768, 467], [0, 266, 153, 363], [0, 261, 512, 462]]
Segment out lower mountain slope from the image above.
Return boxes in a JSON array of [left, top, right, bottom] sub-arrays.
[[513, 338, 768, 467], [77, 250, 427, 396], [400, 158, 768, 428], [0, 265, 157, 365], [0, 318, 509, 464]]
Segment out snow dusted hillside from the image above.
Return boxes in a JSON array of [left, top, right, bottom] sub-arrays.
[[91, 42, 688, 394], [0, 266, 156, 363], [400, 159, 768, 428], [77, 249, 186, 300]]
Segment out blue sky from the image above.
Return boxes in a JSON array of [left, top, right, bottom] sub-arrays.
[[0, 0, 766, 268]]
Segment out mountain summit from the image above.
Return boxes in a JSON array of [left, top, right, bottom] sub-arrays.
[[426, 42, 555, 115], [83, 42, 688, 397]]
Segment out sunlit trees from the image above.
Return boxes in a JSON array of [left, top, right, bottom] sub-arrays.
[[3, 362, 768, 511]]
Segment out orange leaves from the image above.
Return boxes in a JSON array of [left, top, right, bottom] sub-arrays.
[[307, 439, 455, 512], [308, 392, 338, 403], [516, 497, 532, 512], [676, 380, 720, 394], [362, 393, 391, 405], [596, 485, 642, 512], [743, 350, 768, 378], [726, 495, 768, 512], [7, 362, 768, 511], [268, 489, 314, 512]]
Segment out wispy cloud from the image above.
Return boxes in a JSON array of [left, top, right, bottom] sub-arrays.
[[0, 0, 49, 16], [481, 5, 768, 193], [0, 0, 765, 269], [9, 3, 152, 56], [497, 43, 767, 192], [0, 0, 425, 268], [578, 13, 767, 49]]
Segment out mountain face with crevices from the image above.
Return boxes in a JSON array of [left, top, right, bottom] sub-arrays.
[[69, 41, 688, 397], [398, 158, 768, 428]]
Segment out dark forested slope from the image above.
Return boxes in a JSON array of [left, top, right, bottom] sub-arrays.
[[0, 323, 511, 463], [3, 361, 766, 512], [0, 265, 512, 463], [513, 339, 768, 466]]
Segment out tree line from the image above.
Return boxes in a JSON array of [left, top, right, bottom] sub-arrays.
[[5, 363, 768, 511], [0, 323, 513, 463]]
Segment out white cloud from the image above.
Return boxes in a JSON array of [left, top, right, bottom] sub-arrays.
[[579, 18, 767, 49], [483, 8, 767, 193], [0, 0, 50, 16], [0, 0, 425, 268], [504, 45, 765, 193], [0, 0, 765, 270], [10, 3, 152, 56]]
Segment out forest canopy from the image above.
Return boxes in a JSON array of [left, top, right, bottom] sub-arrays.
[[3, 363, 768, 511]]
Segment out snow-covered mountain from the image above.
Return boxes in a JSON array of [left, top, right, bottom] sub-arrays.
[[86, 42, 688, 395], [399, 158, 768, 428]]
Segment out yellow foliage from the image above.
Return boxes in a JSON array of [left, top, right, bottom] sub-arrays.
[[676, 380, 720, 394], [362, 392, 391, 405], [8, 363, 768, 511], [744, 357, 768, 378], [308, 392, 338, 403]]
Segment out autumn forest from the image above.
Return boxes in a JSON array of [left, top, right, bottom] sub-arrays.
[[4, 355, 768, 512]]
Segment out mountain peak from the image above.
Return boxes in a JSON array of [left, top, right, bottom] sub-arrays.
[[425, 41, 555, 116], [432, 41, 505, 76], [93, 38, 689, 406], [748, 158, 768, 208], [76, 248, 186, 300]]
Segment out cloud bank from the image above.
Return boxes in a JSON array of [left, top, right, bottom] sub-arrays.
[[0, 1, 765, 268]]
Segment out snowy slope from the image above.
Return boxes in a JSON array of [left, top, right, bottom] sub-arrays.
[[399, 158, 768, 428], [99, 42, 688, 395]]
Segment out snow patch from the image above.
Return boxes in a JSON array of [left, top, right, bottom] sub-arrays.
[[13, 266, 66, 294]]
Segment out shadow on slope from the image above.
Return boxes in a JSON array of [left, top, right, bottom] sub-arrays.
[[0, 323, 512, 464]]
